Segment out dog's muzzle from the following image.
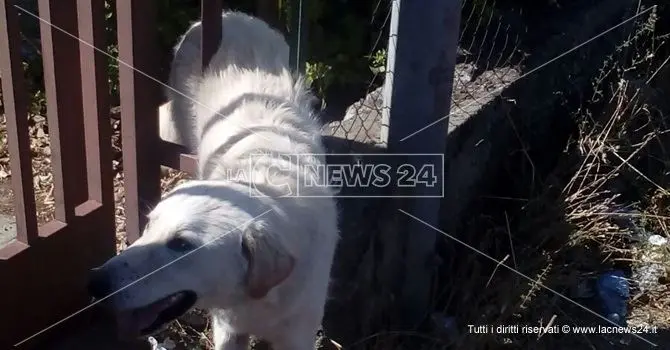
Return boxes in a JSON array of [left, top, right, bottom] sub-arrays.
[[87, 266, 197, 338]]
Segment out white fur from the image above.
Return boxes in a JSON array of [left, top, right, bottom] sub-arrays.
[[160, 11, 290, 150], [94, 12, 338, 350]]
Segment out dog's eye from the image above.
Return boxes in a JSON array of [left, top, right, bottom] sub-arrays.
[[166, 237, 196, 252]]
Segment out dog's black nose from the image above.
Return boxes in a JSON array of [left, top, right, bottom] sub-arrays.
[[88, 267, 112, 299]]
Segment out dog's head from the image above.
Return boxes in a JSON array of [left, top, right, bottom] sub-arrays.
[[88, 181, 295, 338]]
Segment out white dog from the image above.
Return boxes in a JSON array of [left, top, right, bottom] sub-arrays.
[[88, 12, 339, 350]]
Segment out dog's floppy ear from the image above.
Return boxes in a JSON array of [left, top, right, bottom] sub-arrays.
[[241, 223, 295, 299]]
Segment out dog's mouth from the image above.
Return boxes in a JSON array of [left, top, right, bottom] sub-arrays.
[[116, 290, 197, 337]]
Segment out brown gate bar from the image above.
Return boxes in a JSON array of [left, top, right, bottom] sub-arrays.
[[77, 0, 114, 210], [38, 0, 89, 225], [116, 0, 162, 243], [0, 0, 38, 252], [201, 0, 223, 72]]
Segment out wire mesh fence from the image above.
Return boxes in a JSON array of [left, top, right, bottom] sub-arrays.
[[449, 0, 524, 132], [317, 0, 391, 147], [318, 0, 525, 149]]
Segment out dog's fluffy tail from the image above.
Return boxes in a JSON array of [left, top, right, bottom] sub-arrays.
[[159, 11, 290, 151]]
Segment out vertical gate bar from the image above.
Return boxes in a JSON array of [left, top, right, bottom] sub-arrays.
[[0, 1, 38, 244], [256, 0, 279, 29], [382, 0, 461, 326], [201, 0, 223, 72], [38, 0, 89, 225], [116, 0, 161, 243], [288, 0, 307, 72], [77, 0, 114, 207]]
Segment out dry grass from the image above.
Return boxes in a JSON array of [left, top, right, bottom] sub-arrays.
[[426, 11, 670, 350], [0, 113, 57, 224]]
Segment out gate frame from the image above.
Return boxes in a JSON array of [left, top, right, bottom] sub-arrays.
[[0, 0, 117, 348]]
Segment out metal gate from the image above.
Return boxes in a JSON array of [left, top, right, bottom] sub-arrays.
[[0, 1, 116, 347]]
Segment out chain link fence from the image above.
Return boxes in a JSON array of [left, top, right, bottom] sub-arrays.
[[317, 0, 525, 155]]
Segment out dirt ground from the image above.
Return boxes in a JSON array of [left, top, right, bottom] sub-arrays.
[[0, 180, 16, 247]]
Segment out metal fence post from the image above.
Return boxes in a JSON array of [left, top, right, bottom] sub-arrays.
[[288, 0, 307, 72], [381, 0, 462, 326]]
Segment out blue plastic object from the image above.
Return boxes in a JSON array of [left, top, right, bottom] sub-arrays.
[[596, 270, 629, 327]]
